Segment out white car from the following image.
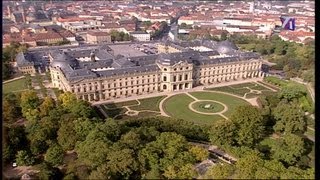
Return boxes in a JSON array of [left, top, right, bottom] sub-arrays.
[[12, 162, 17, 167]]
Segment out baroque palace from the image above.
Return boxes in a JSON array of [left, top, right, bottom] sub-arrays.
[[16, 40, 269, 102]]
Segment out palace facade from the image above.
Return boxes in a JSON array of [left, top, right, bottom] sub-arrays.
[[16, 40, 268, 102]]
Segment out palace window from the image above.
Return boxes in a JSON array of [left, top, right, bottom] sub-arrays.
[[163, 76, 167, 81]]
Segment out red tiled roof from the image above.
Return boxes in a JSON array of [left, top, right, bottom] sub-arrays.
[[87, 30, 110, 36], [57, 17, 95, 23], [34, 31, 63, 41]]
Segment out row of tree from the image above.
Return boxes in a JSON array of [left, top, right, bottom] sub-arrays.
[[110, 30, 134, 42], [3, 91, 209, 179], [206, 80, 314, 178], [231, 34, 314, 83], [3, 86, 314, 179], [3, 42, 29, 80]]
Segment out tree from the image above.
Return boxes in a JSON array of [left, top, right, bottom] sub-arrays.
[[27, 125, 49, 155], [3, 62, 12, 80], [209, 120, 237, 146], [89, 164, 113, 179], [75, 122, 117, 167], [180, 23, 188, 28], [20, 90, 40, 118], [57, 115, 78, 151], [235, 151, 264, 179], [63, 173, 76, 180], [139, 132, 198, 179], [279, 83, 306, 101], [281, 166, 314, 179], [220, 32, 228, 41], [4, 126, 29, 161], [3, 99, 18, 124], [70, 100, 95, 118], [163, 163, 197, 179], [106, 147, 139, 178], [189, 146, 209, 162], [16, 150, 35, 166], [270, 133, 306, 166], [231, 106, 265, 147], [255, 160, 286, 179], [37, 162, 64, 180], [74, 118, 96, 142], [3, 93, 21, 123], [204, 164, 235, 179], [58, 92, 77, 111], [273, 101, 306, 134], [39, 97, 55, 117], [119, 131, 142, 150], [301, 69, 314, 84], [45, 144, 64, 166]]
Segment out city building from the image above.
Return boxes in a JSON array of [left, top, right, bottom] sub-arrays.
[[17, 40, 268, 102], [87, 30, 112, 44], [130, 31, 151, 41]]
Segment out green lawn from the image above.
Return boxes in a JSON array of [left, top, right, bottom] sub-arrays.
[[249, 84, 273, 91], [258, 81, 280, 90], [163, 94, 223, 125], [191, 101, 225, 113], [105, 100, 139, 109], [100, 105, 127, 118], [229, 82, 256, 89], [245, 92, 260, 99], [3, 78, 29, 94], [207, 86, 250, 97], [130, 96, 166, 112], [190, 91, 249, 117], [138, 111, 161, 117]]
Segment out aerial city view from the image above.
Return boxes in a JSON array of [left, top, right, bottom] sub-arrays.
[[2, 0, 315, 179]]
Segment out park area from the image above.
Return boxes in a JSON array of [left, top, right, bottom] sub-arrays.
[[95, 96, 166, 120], [95, 81, 278, 125], [3, 77, 29, 94]]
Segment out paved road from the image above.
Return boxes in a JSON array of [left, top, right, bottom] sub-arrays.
[[3, 76, 25, 84]]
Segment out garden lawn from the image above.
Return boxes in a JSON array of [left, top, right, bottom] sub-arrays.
[[3, 78, 28, 94], [105, 100, 139, 108], [228, 82, 256, 88], [192, 101, 225, 113], [190, 91, 249, 117], [249, 84, 273, 91], [138, 111, 161, 117], [130, 96, 166, 111], [207, 86, 250, 97], [163, 93, 225, 125], [100, 105, 127, 118]]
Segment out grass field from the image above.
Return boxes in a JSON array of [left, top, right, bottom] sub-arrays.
[[207, 86, 250, 97], [100, 105, 127, 118], [3, 78, 28, 94], [105, 100, 139, 108], [138, 111, 161, 117], [228, 82, 256, 88], [130, 96, 166, 111], [190, 91, 249, 117], [191, 101, 225, 113], [163, 94, 223, 125], [249, 84, 273, 91]]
